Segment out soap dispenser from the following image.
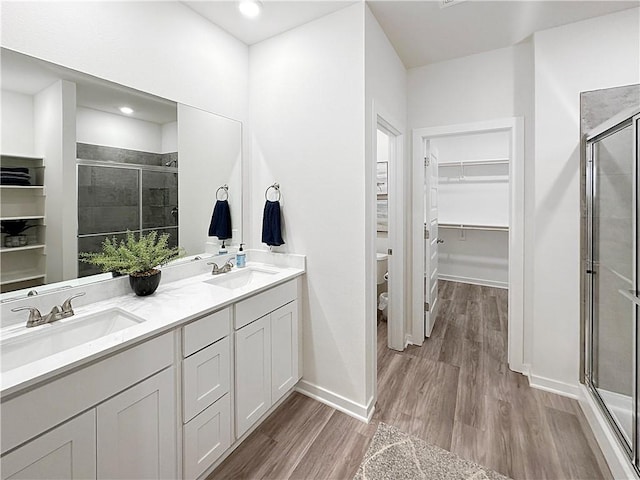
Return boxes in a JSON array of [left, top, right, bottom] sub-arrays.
[[218, 240, 228, 255], [236, 243, 246, 268]]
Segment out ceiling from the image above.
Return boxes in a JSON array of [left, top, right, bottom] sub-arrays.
[[183, 1, 355, 45], [368, 1, 639, 68], [185, 0, 638, 68], [1, 49, 177, 124]]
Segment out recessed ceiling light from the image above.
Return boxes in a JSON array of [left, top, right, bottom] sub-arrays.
[[238, 0, 262, 18], [119, 106, 134, 115]]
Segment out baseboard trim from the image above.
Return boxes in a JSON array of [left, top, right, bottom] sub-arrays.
[[578, 385, 638, 479], [295, 380, 373, 423], [528, 374, 580, 399], [438, 274, 508, 289]]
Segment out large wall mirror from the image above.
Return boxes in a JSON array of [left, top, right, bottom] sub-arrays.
[[0, 48, 242, 298]]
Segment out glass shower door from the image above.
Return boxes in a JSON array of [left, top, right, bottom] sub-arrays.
[[586, 113, 638, 462]]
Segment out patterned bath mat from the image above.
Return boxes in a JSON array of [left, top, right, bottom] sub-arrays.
[[354, 423, 511, 480]]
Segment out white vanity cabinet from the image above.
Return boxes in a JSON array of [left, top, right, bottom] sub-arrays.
[[235, 280, 300, 438], [1, 332, 175, 480], [1, 411, 96, 480], [1, 271, 304, 480]]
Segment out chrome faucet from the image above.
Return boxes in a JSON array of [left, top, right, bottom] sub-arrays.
[[207, 259, 234, 275], [12, 292, 86, 328]]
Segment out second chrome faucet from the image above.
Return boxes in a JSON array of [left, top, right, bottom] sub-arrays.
[[207, 259, 234, 275]]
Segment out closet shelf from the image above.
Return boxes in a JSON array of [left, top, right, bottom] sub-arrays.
[[439, 158, 509, 167], [1, 153, 44, 162], [439, 222, 509, 232], [0, 244, 45, 253], [0, 271, 46, 286]]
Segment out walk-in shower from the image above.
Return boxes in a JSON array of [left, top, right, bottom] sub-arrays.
[[584, 106, 639, 471]]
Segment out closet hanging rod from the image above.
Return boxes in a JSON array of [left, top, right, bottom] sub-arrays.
[[439, 223, 509, 232], [439, 158, 509, 167]]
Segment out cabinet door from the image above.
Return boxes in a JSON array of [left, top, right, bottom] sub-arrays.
[[1, 410, 96, 480], [183, 394, 231, 479], [97, 367, 176, 479], [235, 315, 271, 438], [271, 301, 299, 403]]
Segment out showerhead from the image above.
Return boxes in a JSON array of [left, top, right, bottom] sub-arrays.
[[165, 159, 177, 167]]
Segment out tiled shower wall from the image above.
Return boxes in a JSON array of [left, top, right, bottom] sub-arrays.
[[77, 143, 178, 277]]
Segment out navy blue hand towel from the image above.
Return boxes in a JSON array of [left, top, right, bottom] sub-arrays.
[[208, 200, 232, 240], [262, 201, 285, 247]]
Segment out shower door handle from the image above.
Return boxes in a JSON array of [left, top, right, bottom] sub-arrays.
[[618, 289, 640, 307]]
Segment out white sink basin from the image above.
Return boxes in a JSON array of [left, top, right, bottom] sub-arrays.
[[204, 267, 278, 290], [1, 308, 145, 373]]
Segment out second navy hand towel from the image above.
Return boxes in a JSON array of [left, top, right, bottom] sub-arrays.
[[208, 199, 232, 239], [262, 200, 285, 247]]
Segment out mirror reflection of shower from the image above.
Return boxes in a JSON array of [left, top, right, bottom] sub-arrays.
[[76, 105, 179, 278]]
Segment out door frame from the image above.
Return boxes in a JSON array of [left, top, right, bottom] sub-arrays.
[[411, 117, 526, 374], [375, 111, 405, 352]]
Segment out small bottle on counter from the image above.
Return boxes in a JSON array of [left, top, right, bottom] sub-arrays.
[[218, 240, 228, 255], [236, 243, 246, 268]]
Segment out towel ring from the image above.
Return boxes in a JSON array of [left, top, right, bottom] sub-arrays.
[[265, 183, 281, 201], [216, 184, 229, 201]]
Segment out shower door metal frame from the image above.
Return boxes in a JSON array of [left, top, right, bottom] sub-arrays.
[[584, 107, 640, 472]]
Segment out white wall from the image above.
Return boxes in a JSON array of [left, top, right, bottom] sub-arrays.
[[76, 107, 163, 153], [161, 121, 177, 153], [365, 4, 408, 399], [35, 80, 77, 283], [250, 4, 369, 415], [1, 1, 248, 123], [531, 8, 640, 393], [178, 104, 242, 255], [1, 90, 34, 155]]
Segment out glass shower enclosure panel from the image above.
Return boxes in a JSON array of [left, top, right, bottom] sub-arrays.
[[586, 110, 639, 470]]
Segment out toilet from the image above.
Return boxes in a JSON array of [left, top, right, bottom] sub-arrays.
[[376, 253, 388, 320]]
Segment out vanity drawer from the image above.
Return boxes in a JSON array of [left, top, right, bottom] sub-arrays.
[[183, 307, 230, 357], [183, 337, 230, 422], [234, 281, 296, 329], [183, 393, 231, 480]]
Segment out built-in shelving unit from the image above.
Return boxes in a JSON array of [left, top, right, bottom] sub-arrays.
[[1, 153, 46, 292]]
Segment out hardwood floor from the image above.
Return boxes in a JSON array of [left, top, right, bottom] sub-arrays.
[[208, 281, 612, 480]]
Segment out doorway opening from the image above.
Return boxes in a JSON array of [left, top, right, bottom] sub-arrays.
[[412, 118, 525, 373], [375, 117, 404, 352]]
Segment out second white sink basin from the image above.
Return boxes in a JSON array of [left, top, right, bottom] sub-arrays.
[[1, 308, 145, 373], [203, 267, 278, 290]]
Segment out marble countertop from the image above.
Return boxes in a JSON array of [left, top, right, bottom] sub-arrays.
[[1, 261, 304, 398]]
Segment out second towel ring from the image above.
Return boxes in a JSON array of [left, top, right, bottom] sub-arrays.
[[216, 184, 229, 201], [265, 183, 281, 201]]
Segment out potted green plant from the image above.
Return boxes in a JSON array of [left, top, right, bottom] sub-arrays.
[[80, 230, 184, 296]]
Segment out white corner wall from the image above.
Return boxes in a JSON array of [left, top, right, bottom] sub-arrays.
[[1, 90, 34, 155], [249, 4, 369, 418], [531, 7, 640, 395], [365, 5, 408, 406], [0, 1, 248, 122], [76, 107, 164, 153]]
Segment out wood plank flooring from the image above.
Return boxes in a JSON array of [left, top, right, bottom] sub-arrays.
[[208, 281, 612, 480]]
